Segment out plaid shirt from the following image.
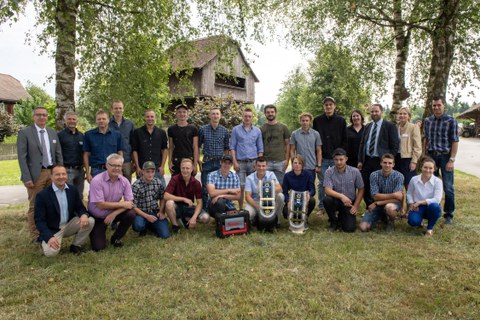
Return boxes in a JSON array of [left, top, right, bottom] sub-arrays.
[[369, 170, 404, 197], [424, 114, 459, 152], [132, 177, 164, 213], [324, 165, 363, 201], [199, 124, 230, 158], [207, 169, 240, 209]]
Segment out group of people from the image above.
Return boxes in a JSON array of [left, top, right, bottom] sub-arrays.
[[17, 95, 459, 257]]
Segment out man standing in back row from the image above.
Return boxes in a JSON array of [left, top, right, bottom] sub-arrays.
[[261, 104, 290, 184], [423, 95, 459, 224], [313, 97, 348, 214], [17, 106, 63, 243], [109, 100, 135, 182]]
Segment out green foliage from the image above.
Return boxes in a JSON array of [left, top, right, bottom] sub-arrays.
[[189, 94, 246, 130], [277, 44, 370, 131], [14, 83, 56, 127], [255, 104, 267, 126], [0, 109, 18, 143], [277, 68, 309, 131]]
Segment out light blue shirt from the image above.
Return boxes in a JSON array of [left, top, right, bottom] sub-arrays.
[[366, 118, 384, 157], [230, 124, 263, 160], [245, 171, 278, 202], [52, 183, 69, 225]]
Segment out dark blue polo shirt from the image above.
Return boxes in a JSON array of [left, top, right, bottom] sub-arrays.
[[58, 128, 84, 167], [83, 127, 124, 168]]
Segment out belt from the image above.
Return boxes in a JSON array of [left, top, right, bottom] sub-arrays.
[[41, 166, 53, 170], [238, 158, 257, 163], [429, 151, 450, 156], [203, 156, 222, 161], [64, 165, 82, 169], [92, 164, 106, 170]]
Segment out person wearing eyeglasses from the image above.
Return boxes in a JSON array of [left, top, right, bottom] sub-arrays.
[[17, 105, 63, 244], [88, 153, 135, 251]]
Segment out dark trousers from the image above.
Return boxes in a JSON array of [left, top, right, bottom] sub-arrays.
[[361, 156, 381, 206], [282, 198, 315, 219], [209, 198, 228, 217], [323, 196, 357, 232], [90, 210, 135, 251]]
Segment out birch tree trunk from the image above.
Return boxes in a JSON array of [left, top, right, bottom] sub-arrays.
[[423, 0, 459, 118], [54, 0, 78, 129]]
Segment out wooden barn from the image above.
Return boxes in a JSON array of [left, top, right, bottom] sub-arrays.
[[168, 35, 259, 109], [0, 73, 31, 115]]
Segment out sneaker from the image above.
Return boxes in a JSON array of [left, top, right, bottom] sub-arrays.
[[69, 244, 84, 255], [425, 229, 434, 237], [328, 222, 337, 232], [444, 217, 453, 225], [386, 220, 395, 232], [171, 225, 180, 234], [110, 236, 123, 248], [139, 230, 147, 237], [316, 208, 325, 216]]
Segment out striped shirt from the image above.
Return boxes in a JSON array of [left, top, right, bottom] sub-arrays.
[[199, 124, 230, 158], [424, 114, 459, 152], [132, 177, 164, 213], [369, 170, 404, 197], [324, 165, 364, 201]]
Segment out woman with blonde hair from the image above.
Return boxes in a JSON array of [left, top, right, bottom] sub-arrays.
[[396, 106, 422, 187]]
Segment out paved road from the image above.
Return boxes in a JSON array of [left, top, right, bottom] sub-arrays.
[[1, 138, 479, 206]]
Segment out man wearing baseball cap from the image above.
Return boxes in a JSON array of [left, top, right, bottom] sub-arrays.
[[131, 161, 170, 238], [206, 155, 241, 217]]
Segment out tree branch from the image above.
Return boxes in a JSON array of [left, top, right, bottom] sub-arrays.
[[82, 0, 143, 14]]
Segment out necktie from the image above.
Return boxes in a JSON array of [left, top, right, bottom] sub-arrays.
[[368, 123, 378, 156], [40, 129, 49, 168]]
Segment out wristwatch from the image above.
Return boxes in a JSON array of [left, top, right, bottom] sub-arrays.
[[449, 157, 455, 163]]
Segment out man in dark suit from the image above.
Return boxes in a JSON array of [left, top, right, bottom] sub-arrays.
[[17, 106, 63, 243], [34, 165, 94, 257], [358, 103, 400, 206]]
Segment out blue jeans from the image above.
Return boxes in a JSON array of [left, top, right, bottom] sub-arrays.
[[430, 154, 455, 218], [132, 213, 170, 239], [317, 159, 334, 209], [267, 160, 286, 184], [201, 159, 221, 210], [154, 170, 166, 188], [91, 167, 106, 177], [408, 203, 442, 230]]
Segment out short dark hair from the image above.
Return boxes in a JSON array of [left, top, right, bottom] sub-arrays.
[[332, 148, 347, 157], [243, 107, 253, 113], [349, 109, 365, 124], [370, 103, 383, 112], [264, 104, 277, 114], [51, 164, 66, 173], [432, 95, 446, 105], [381, 153, 395, 161], [256, 156, 267, 164]]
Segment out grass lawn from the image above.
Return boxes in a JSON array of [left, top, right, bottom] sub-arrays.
[[0, 160, 21, 186], [0, 172, 479, 319]]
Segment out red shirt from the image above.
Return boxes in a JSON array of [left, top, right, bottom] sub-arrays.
[[165, 174, 202, 202]]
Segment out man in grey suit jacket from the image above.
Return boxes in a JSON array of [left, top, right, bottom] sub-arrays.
[[17, 106, 63, 242], [358, 104, 400, 206]]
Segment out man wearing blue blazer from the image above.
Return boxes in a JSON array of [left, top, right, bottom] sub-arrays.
[[17, 106, 63, 243], [34, 165, 94, 256]]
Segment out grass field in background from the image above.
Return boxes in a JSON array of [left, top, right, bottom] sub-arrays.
[[0, 160, 21, 186], [0, 172, 479, 319]]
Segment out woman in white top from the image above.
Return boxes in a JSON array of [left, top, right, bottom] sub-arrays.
[[407, 157, 443, 236]]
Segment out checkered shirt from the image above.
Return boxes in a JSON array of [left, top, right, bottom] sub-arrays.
[[132, 177, 164, 213], [207, 169, 240, 209], [324, 165, 364, 201], [369, 170, 404, 197], [199, 124, 230, 158], [424, 114, 459, 152]]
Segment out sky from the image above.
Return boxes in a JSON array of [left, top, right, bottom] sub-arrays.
[[1, 5, 477, 110], [0, 5, 307, 108]]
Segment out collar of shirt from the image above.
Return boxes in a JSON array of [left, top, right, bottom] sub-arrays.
[[300, 128, 312, 134], [374, 118, 384, 127], [35, 123, 46, 133], [416, 175, 436, 187], [52, 183, 69, 192], [93, 127, 112, 134]]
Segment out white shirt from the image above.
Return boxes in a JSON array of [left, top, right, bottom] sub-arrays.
[[35, 124, 53, 166], [406, 174, 443, 205]]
